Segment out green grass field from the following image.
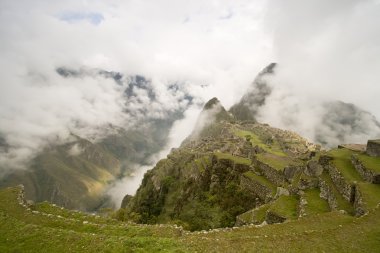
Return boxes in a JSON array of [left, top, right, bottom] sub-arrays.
[[327, 148, 380, 211], [356, 153, 380, 173], [328, 149, 362, 182], [1, 186, 380, 252], [234, 129, 286, 157], [268, 195, 299, 219], [303, 188, 330, 216], [214, 151, 251, 165]]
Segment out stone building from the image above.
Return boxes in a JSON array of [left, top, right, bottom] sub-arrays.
[[366, 140, 380, 157]]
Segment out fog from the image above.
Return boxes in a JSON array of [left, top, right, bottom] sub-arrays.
[[1, 0, 380, 200]]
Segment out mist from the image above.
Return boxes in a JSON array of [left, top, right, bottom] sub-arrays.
[[106, 105, 202, 206], [1, 0, 380, 202], [255, 0, 380, 146]]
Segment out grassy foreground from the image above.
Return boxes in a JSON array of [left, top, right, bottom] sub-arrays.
[[1, 186, 380, 252]]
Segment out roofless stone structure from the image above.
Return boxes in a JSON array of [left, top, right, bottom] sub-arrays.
[[366, 140, 380, 157]]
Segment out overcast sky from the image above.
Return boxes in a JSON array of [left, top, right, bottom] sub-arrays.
[[1, 0, 380, 171]]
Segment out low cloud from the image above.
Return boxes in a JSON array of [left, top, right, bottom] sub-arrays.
[[1, 0, 380, 188], [0, 0, 271, 176], [255, 0, 380, 146]]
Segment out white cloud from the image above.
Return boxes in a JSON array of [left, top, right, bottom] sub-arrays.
[[255, 0, 380, 145], [1, 0, 380, 175], [264, 0, 380, 118]]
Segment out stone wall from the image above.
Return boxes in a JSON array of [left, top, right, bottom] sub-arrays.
[[326, 165, 355, 202], [351, 155, 380, 184], [234, 163, 252, 174], [265, 211, 286, 224], [240, 174, 273, 203], [353, 186, 367, 217], [252, 158, 286, 186], [283, 166, 302, 182], [298, 192, 307, 217], [319, 179, 337, 211], [366, 139, 380, 157], [319, 155, 333, 166]]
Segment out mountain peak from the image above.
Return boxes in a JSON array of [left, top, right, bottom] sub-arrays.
[[260, 62, 277, 75], [203, 97, 221, 110], [229, 63, 276, 122]]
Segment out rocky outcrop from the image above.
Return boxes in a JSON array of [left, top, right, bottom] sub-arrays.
[[298, 177, 319, 190], [351, 155, 380, 184], [284, 166, 302, 182], [253, 158, 286, 186], [305, 161, 323, 177]]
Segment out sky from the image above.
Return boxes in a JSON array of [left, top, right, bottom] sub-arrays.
[[1, 0, 380, 178]]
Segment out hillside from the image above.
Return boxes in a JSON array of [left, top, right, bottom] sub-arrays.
[[0, 70, 193, 211], [1, 99, 380, 251], [0, 124, 175, 211], [120, 97, 380, 235], [1, 183, 380, 252]]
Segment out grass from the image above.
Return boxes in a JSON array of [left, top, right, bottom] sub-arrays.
[[356, 183, 380, 210], [193, 156, 212, 173], [303, 188, 330, 215], [356, 153, 380, 173], [234, 129, 286, 157], [214, 152, 251, 165], [256, 153, 302, 171], [2, 186, 380, 252], [268, 195, 299, 219], [327, 148, 380, 211], [328, 149, 362, 182], [0, 187, 185, 252], [243, 171, 277, 194], [181, 209, 380, 253], [238, 204, 270, 225]]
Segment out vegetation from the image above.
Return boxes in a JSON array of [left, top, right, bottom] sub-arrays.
[[268, 195, 299, 219], [328, 148, 362, 182], [303, 188, 330, 215], [357, 182, 380, 209], [320, 171, 355, 214], [256, 153, 301, 171], [214, 151, 251, 165], [327, 148, 380, 211], [2, 186, 380, 252], [234, 129, 286, 157], [243, 171, 277, 194], [356, 153, 380, 173]]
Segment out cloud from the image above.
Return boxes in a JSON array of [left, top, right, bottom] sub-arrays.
[[1, 0, 380, 179], [106, 164, 152, 208], [0, 0, 272, 173], [255, 0, 380, 145]]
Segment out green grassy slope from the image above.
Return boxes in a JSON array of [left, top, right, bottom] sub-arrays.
[[303, 188, 330, 215], [327, 148, 380, 210], [2, 186, 380, 253]]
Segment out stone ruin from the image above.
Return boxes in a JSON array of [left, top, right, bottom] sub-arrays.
[[366, 139, 380, 157]]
